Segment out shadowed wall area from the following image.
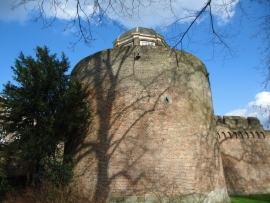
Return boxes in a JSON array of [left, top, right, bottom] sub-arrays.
[[70, 44, 230, 203], [217, 116, 270, 195]]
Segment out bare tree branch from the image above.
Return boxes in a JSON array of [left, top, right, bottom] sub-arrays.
[[8, 0, 267, 68], [173, 0, 212, 48]]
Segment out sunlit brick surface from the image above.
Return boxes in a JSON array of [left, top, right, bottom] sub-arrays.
[[71, 46, 229, 202], [217, 116, 270, 195]]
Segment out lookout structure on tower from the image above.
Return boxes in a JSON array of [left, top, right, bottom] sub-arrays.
[[113, 26, 169, 47]]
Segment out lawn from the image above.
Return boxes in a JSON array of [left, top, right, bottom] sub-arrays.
[[230, 194, 270, 203]]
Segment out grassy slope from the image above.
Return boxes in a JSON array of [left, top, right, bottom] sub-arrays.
[[230, 194, 270, 203]]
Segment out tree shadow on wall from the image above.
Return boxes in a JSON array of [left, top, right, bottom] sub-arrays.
[[184, 73, 228, 202], [66, 46, 226, 203], [219, 134, 270, 195]]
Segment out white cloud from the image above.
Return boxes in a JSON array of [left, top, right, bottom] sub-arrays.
[[0, 0, 240, 28], [211, 0, 239, 24], [0, 0, 31, 22], [0, 0, 94, 22], [40, 0, 94, 21], [225, 92, 270, 128]]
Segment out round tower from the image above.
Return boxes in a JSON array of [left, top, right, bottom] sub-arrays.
[[71, 27, 230, 203]]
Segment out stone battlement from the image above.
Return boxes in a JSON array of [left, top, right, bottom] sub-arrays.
[[216, 116, 264, 131], [217, 116, 270, 195], [215, 116, 267, 140]]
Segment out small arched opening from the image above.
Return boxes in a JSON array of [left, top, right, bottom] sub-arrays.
[[245, 132, 249, 138], [222, 132, 226, 139], [250, 132, 255, 138]]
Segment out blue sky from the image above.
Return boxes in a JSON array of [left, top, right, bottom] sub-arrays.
[[0, 0, 269, 128]]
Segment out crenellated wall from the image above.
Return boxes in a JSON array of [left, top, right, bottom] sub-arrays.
[[216, 116, 270, 195]]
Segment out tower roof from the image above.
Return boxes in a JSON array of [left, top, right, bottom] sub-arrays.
[[118, 27, 157, 40], [113, 26, 168, 48]]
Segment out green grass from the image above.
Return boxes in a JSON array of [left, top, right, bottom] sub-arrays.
[[230, 194, 270, 203]]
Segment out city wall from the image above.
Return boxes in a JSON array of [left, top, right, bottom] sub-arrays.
[[216, 116, 270, 195]]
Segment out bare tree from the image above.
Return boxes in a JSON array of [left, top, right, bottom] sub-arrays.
[[10, 0, 270, 125], [246, 0, 270, 127], [252, 0, 270, 90], [11, 0, 239, 50]]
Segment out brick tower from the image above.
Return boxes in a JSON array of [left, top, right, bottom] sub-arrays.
[[71, 27, 230, 203]]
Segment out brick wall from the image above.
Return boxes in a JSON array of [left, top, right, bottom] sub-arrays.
[[217, 116, 270, 195], [71, 46, 229, 202]]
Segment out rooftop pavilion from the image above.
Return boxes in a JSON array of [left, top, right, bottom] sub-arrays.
[[113, 27, 169, 48]]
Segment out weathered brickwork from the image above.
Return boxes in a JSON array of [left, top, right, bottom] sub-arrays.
[[71, 46, 230, 202], [217, 116, 270, 195]]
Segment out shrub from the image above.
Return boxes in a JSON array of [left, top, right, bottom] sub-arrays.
[[4, 181, 90, 203], [0, 178, 11, 201]]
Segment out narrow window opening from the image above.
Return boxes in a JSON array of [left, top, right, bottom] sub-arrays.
[[134, 53, 141, 60], [162, 96, 172, 104]]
